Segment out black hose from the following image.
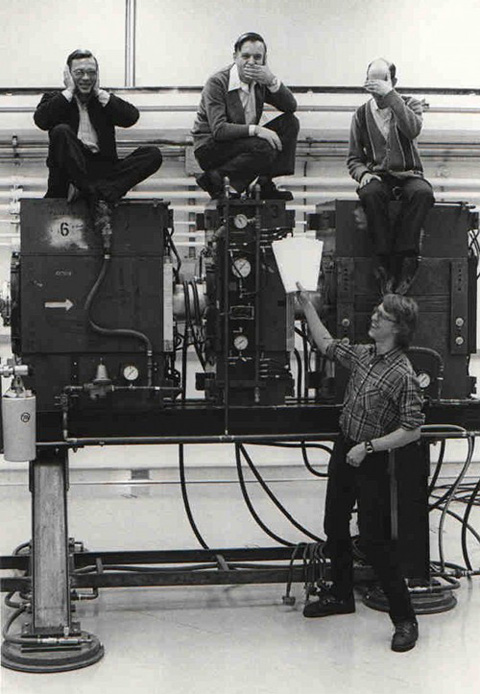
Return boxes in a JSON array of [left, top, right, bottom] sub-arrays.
[[428, 440, 446, 495], [238, 444, 323, 541], [234, 443, 293, 546], [300, 440, 329, 478], [293, 348, 302, 402], [461, 474, 480, 571], [84, 255, 154, 385], [178, 444, 210, 549]]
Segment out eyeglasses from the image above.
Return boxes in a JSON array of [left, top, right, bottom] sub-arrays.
[[72, 69, 97, 78], [372, 306, 397, 323]]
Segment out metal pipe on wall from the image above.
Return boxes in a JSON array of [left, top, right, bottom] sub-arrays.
[[125, 0, 137, 88]]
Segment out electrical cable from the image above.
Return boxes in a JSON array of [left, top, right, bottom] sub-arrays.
[[428, 439, 446, 495], [460, 471, 480, 570], [234, 443, 293, 547], [293, 348, 302, 401], [300, 440, 329, 478], [238, 443, 323, 541], [178, 443, 210, 550], [436, 434, 475, 572], [84, 254, 154, 385]]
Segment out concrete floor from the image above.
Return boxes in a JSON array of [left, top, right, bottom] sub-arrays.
[[1, 447, 479, 694]]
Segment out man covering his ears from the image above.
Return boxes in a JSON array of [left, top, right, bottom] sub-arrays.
[[34, 49, 162, 226]]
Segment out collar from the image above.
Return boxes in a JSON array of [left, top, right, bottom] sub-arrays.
[[228, 63, 253, 94], [369, 97, 391, 115], [372, 345, 403, 362]]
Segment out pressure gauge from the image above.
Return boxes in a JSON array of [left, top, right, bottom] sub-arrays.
[[233, 213, 248, 229], [232, 257, 252, 278], [233, 334, 249, 351], [417, 371, 431, 389], [122, 364, 140, 382]]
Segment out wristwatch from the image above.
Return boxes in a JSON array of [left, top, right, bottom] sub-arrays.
[[364, 440, 375, 454]]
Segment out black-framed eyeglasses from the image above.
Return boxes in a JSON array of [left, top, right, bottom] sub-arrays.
[[72, 69, 97, 78], [372, 306, 397, 323]]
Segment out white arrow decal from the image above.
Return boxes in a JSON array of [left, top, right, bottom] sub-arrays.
[[44, 299, 73, 312]]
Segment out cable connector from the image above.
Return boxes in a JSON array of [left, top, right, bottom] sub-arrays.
[[282, 595, 296, 606]]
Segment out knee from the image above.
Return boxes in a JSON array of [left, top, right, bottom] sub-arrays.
[[411, 184, 434, 205], [284, 112, 300, 136], [253, 139, 277, 163], [49, 123, 76, 143], [140, 146, 163, 171], [358, 181, 389, 203]]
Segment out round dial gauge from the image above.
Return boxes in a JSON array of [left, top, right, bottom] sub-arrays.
[[232, 257, 252, 278], [417, 371, 431, 389], [123, 364, 140, 382], [233, 214, 248, 229], [233, 334, 249, 351]]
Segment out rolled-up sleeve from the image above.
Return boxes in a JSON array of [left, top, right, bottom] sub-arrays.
[[325, 340, 368, 371], [398, 373, 425, 430]]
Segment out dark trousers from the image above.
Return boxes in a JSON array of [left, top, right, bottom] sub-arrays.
[[357, 175, 434, 256], [45, 124, 162, 201], [194, 112, 299, 193], [324, 433, 416, 625]]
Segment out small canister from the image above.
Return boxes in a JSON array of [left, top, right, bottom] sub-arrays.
[[2, 383, 36, 462]]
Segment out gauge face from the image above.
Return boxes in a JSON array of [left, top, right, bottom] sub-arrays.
[[233, 214, 248, 229], [232, 257, 252, 278], [123, 364, 140, 382], [417, 371, 431, 389], [233, 334, 249, 351]]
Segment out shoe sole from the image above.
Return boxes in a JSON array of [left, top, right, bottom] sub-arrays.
[[391, 641, 417, 652], [303, 608, 355, 618]]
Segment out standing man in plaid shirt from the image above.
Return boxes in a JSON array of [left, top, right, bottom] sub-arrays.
[[297, 285, 425, 652]]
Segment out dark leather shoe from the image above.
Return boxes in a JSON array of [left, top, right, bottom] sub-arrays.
[[195, 170, 224, 198], [374, 263, 394, 296], [395, 256, 419, 295], [257, 182, 293, 201], [391, 620, 418, 652], [303, 591, 355, 618]]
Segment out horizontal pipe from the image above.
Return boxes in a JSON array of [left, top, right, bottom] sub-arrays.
[[2, 175, 480, 189], [1, 85, 480, 95], [1, 103, 480, 115]]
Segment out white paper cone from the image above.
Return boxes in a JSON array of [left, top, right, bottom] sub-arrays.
[[272, 237, 323, 293]]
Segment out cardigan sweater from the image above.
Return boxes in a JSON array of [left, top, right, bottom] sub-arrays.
[[347, 90, 425, 183], [191, 65, 297, 152]]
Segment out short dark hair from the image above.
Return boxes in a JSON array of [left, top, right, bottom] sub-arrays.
[[367, 59, 396, 82], [67, 49, 97, 69], [382, 294, 418, 348], [234, 32, 267, 54]]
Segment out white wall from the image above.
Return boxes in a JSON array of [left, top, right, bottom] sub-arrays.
[[2, 0, 480, 88]]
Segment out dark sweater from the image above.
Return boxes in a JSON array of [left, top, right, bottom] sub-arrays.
[[347, 90, 425, 183], [34, 91, 139, 162]]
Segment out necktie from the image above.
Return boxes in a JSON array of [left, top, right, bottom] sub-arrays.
[[244, 83, 257, 125]]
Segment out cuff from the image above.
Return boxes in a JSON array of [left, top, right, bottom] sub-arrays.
[[267, 76, 281, 93], [62, 89, 74, 102], [96, 89, 110, 106]]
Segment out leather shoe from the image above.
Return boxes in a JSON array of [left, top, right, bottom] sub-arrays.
[[395, 256, 419, 295], [195, 170, 224, 199], [303, 591, 355, 618], [391, 619, 418, 652], [259, 183, 293, 201]]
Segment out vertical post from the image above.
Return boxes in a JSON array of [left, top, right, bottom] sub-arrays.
[[31, 447, 71, 632], [2, 446, 104, 672], [125, 0, 137, 87]]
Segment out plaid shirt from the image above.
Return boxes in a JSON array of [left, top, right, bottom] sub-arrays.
[[326, 340, 425, 443]]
